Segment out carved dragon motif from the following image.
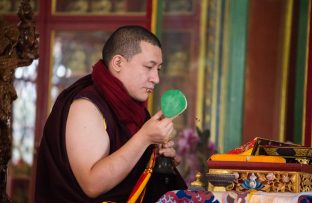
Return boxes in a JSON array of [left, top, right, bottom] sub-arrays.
[[0, 0, 39, 202]]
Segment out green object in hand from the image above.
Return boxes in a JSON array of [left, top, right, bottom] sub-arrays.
[[161, 89, 187, 118]]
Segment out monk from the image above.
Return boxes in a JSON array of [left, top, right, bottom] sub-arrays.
[[35, 25, 186, 203]]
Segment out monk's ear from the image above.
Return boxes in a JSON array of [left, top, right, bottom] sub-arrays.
[[111, 55, 123, 73]]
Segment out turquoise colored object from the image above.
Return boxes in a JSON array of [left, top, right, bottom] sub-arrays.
[[160, 89, 187, 118]]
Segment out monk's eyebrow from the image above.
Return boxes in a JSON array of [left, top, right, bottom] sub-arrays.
[[147, 60, 163, 66]]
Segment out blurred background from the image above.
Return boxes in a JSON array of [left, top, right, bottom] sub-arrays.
[[1, 0, 312, 202]]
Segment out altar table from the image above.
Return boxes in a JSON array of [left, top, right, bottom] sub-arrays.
[[156, 190, 312, 203]]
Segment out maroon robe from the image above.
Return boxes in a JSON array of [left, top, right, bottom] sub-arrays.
[[35, 75, 186, 203]]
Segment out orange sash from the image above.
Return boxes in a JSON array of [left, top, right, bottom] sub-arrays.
[[127, 148, 156, 203]]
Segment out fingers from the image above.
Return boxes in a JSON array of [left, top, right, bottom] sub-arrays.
[[174, 156, 182, 166], [151, 110, 163, 120], [144, 111, 174, 144], [159, 147, 176, 158], [159, 140, 176, 158], [154, 112, 174, 141], [152, 110, 173, 122], [162, 140, 174, 148]]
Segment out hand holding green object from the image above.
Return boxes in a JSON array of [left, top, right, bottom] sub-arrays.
[[154, 90, 187, 175], [160, 89, 187, 118]]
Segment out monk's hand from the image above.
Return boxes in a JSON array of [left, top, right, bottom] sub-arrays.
[[138, 111, 174, 144], [158, 141, 176, 158]]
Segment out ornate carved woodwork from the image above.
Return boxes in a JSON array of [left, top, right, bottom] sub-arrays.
[[0, 0, 39, 202]]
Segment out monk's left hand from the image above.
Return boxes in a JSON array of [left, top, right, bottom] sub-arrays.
[[158, 141, 181, 166]]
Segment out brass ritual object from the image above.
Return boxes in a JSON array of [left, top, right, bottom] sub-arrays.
[[190, 171, 235, 192], [0, 0, 39, 202], [206, 172, 235, 192], [190, 171, 206, 191]]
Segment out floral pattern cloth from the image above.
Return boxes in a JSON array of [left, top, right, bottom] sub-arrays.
[[156, 190, 220, 203], [156, 190, 312, 203]]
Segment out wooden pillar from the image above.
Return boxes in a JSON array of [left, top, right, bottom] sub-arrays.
[[0, 0, 39, 202]]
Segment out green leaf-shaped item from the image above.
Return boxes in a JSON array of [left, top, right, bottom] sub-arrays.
[[161, 89, 187, 118]]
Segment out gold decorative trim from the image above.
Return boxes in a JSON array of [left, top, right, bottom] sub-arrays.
[[208, 168, 312, 193], [195, 0, 208, 130], [279, 0, 294, 142], [52, 0, 56, 14], [218, 0, 230, 153], [51, 0, 145, 16], [303, 0, 312, 146], [48, 31, 55, 112], [147, 0, 159, 114], [52, 12, 146, 16], [211, 0, 222, 143]]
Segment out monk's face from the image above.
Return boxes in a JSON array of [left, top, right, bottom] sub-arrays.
[[118, 41, 163, 102]]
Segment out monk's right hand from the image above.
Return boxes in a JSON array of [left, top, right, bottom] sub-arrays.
[[138, 110, 173, 144]]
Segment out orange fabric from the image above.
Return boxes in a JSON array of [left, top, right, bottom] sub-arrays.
[[210, 154, 286, 163]]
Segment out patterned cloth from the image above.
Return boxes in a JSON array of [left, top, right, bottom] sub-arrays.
[[156, 190, 312, 203], [156, 190, 220, 203]]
